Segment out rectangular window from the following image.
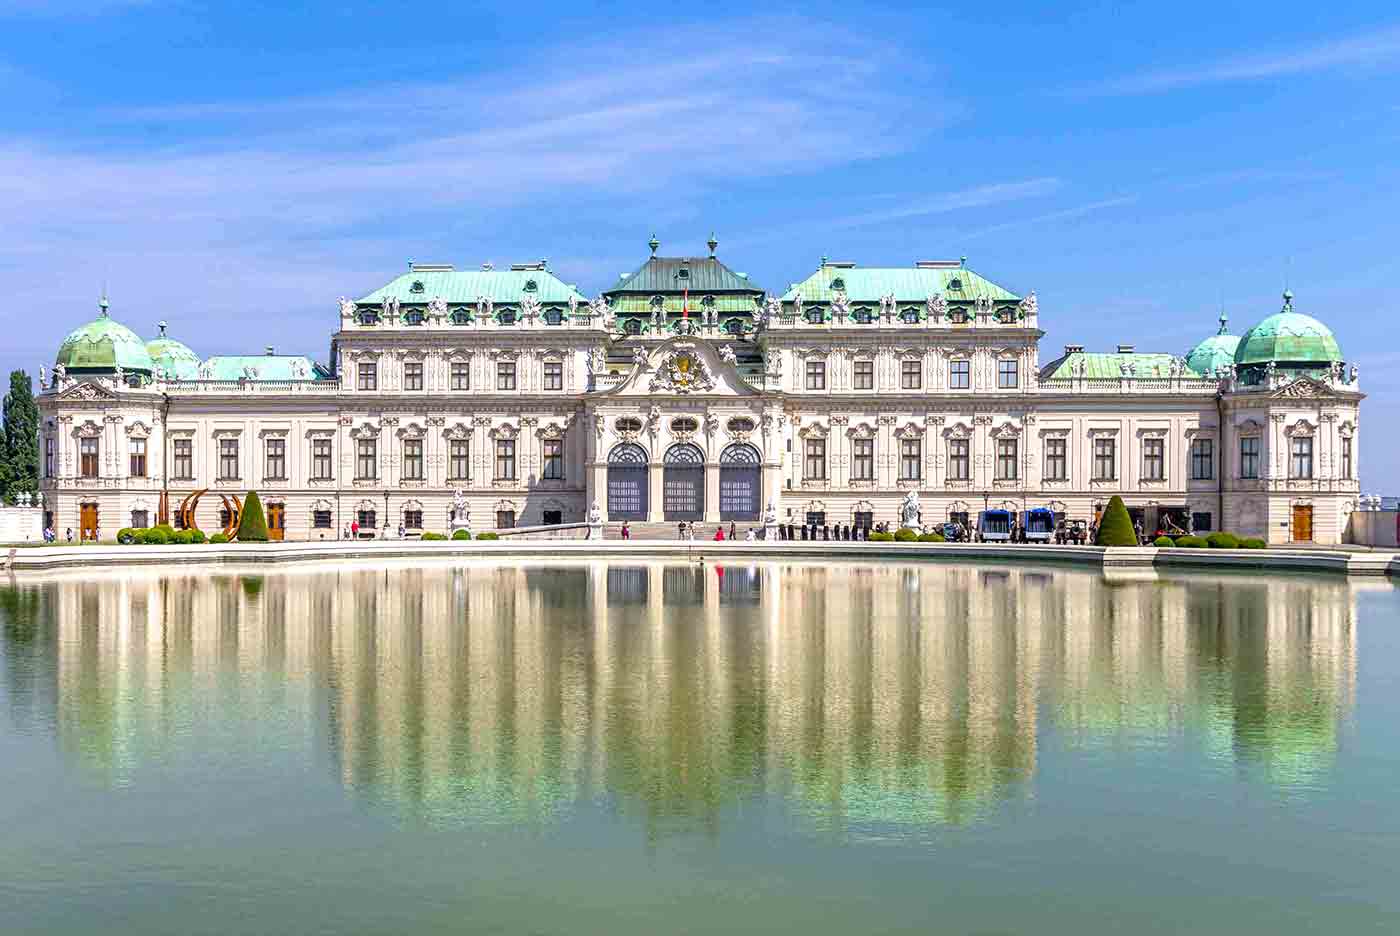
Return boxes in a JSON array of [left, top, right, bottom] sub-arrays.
[[1093, 437, 1116, 481], [948, 438, 970, 480], [356, 438, 377, 480], [312, 438, 333, 480], [901, 359, 922, 390], [449, 439, 470, 481], [1142, 438, 1165, 481], [1341, 436, 1353, 480], [130, 510, 148, 529], [357, 509, 376, 530], [543, 361, 563, 390], [1044, 437, 1067, 481], [404, 510, 423, 530], [805, 438, 827, 480], [853, 360, 874, 390], [496, 510, 516, 529], [80, 438, 99, 478], [173, 438, 192, 479], [1240, 437, 1260, 479], [402, 439, 423, 481], [264, 438, 286, 480], [1291, 437, 1313, 479], [998, 358, 1019, 389], [542, 509, 562, 526], [542, 438, 564, 480], [805, 360, 826, 391], [129, 438, 147, 478], [44, 436, 54, 478], [218, 438, 240, 480], [852, 438, 874, 481], [495, 439, 516, 480], [451, 361, 470, 390], [1191, 439, 1214, 481], [403, 361, 423, 391], [357, 362, 377, 391], [313, 510, 333, 529], [1191, 512, 1213, 534], [497, 362, 516, 391], [996, 438, 1018, 480], [900, 438, 921, 481], [949, 359, 970, 389]]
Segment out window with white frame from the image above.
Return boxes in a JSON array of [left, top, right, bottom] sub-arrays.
[[1093, 437, 1116, 481], [804, 438, 826, 480], [900, 438, 921, 480], [805, 360, 826, 390], [1240, 437, 1260, 479], [851, 438, 874, 481], [853, 360, 874, 390], [451, 361, 470, 390], [949, 359, 970, 389], [901, 359, 921, 390], [1142, 437, 1165, 481], [1044, 437, 1067, 481], [997, 358, 1019, 389], [402, 439, 424, 480], [948, 438, 969, 480], [996, 438, 1018, 480], [1291, 437, 1313, 479], [1190, 438, 1214, 480]]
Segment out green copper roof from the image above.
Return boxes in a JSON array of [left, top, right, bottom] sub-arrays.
[[197, 355, 331, 381], [146, 322, 202, 380], [55, 298, 156, 374], [607, 254, 764, 296], [781, 262, 1020, 304], [1234, 293, 1342, 366], [1040, 351, 1197, 380], [356, 266, 586, 305], [1185, 312, 1241, 375]]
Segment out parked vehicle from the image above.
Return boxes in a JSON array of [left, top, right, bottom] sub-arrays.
[[977, 509, 1013, 543], [1020, 508, 1056, 543], [941, 521, 966, 542], [1055, 518, 1089, 545]]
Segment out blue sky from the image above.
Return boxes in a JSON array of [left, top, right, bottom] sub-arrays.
[[3, 1, 1398, 485]]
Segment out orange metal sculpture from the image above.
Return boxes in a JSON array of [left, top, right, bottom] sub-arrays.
[[177, 489, 243, 539]]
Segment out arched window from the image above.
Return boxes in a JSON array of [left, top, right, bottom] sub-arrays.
[[450, 309, 472, 326], [543, 307, 564, 326], [403, 308, 424, 326], [606, 443, 648, 520]]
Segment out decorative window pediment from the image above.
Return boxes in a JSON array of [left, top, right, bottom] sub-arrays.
[[490, 423, 519, 440], [349, 421, 380, 439], [397, 422, 426, 439], [536, 422, 565, 440], [894, 422, 924, 439], [990, 420, 1021, 439], [125, 421, 152, 439], [1236, 417, 1264, 434], [798, 422, 829, 439], [1285, 418, 1318, 437], [944, 421, 973, 440], [444, 422, 471, 440]]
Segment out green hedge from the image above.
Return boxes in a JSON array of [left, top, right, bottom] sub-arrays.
[[421, 532, 448, 541], [475, 532, 499, 541], [142, 527, 170, 545], [1153, 535, 1175, 547], [1240, 537, 1267, 549], [171, 529, 194, 545], [117, 527, 138, 545], [118, 524, 211, 546], [917, 532, 946, 543], [893, 528, 918, 542], [1205, 532, 1241, 549], [237, 491, 269, 542], [451, 529, 471, 541], [189, 528, 206, 544], [868, 532, 894, 542], [209, 533, 230, 544], [1174, 535, 1207, 548], [1096, 495, 1138, 547]]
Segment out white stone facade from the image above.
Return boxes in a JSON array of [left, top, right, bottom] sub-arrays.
[[37, 266, 1362, 544]]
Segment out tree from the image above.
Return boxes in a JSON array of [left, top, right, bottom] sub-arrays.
[[1095, 495, 1138, 547], [237, 491, 269, 542], [2, 370, 39, 503]]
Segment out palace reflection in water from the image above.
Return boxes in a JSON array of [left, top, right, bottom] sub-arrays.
[[2, 560, 1358, 832]]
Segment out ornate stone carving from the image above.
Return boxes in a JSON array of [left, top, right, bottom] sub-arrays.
[[381, 296, 400, 321], [718, 345, 737, 364], [427, 296, 448, 321], [58, 382, 116, 402], [476, 295, 494, 322], [1018, 290, 1037, 320], [519, 295, 542, 322], [338, 297, 358, 320], [649, 349, 717, 395]]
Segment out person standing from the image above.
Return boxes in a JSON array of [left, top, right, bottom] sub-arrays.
[[351, 518, 360, 539], [714, 526, 725, 541], [621, 521, 630, 540], [729, 521, 736, 541]]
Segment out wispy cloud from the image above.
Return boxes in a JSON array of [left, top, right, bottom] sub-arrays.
[[828, 178, 1063, 230], [963, 195, 1138, 240], [1082, 25, 1400, 95]]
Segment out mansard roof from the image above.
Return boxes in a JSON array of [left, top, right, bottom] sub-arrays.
[[199, 355, 332, 381], [781, 260, 1020, 304], [607, 255, 764, 296], [1039, 349, 1197, 381], [356, 264, 587, 305]]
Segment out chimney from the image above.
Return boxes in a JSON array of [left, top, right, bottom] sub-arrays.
[[265, 346, 275, 356], [1064, 344, 1084, 355], [1116, 343, 1135, 354]]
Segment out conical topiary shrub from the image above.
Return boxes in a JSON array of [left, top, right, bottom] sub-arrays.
[[237, 491, 269, 542], [1095, 495, 1138, 547]]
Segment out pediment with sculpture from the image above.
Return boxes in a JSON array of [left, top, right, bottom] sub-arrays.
[[594, 336, 761, 398]]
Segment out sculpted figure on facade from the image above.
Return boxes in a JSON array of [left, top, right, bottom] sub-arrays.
[[427, 296, 448, 321], [1350, 364, 1358, 384], [338, 297, 357, 320], [519, 294, 541, 323], [38, 365, 46, 390], [900, 490, 922, 530], [476, 295, 493, 322], [792, 294, 803, 321], [718, 345, 737, 365], [381, 296, 400, 321], [761, 296, 781, 326], [831, 289, 850, 323], [567, 294, 578, 320], [925, 293, 945, 323], [587, 347, 606, 376], [631, 346, 649, 367]]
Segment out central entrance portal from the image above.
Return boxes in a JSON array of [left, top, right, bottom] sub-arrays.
[[606, 443, 649, 521], [663, 443, 705, 521], [719, 443, 761, 521]]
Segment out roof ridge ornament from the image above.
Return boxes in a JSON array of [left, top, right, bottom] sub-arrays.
[[1217, 309, 1229, 335], [649, 233, 660, 257], [1281, 289, 1294, 312], [98, 291, 109, 317], [707, 232, 718, 257]]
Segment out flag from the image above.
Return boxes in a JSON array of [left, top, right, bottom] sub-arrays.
[[682, 286, 689, 320]]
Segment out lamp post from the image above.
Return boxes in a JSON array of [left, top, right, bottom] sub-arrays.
[[383, 489, 390, 539]]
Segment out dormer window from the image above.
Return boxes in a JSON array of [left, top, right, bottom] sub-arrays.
[[543, 307, 563, 326], [624, 318, 643, 336], [724, 317, 746, 336], [853, 307, 872, 325], [948, 277, 962, 291], [497, 309, 516, 326], [403, 308, 424, 326], [677, 269, 690, 281], [901, 308, 920, 325], [830, 277, 845, 291], [996, 307, 1015, 324], [805, 308, 824, 325], [949, 307, 969, 324], [523, 279, 538, 293], [450, 309, 471, 326], [357, 310, 380, 326], [409, 280, 425, 293], [650, 294, 665, 309]]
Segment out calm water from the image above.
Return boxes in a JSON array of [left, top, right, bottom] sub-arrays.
[[2, 559, 1398, 934]]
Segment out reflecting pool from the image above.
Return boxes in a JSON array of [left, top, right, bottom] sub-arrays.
[[2, 560, 1398, 934]]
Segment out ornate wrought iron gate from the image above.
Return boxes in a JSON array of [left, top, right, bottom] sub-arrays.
[[663, 444, 705, 521], [719, 444, 761, 521], [606, 444, 648, 521]]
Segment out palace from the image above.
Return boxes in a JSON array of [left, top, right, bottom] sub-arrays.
[[37, 237, 1363, 543]]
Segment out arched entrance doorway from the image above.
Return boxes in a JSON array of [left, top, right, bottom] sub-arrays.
[[663, 443, 705, 521], [719, 443, 761, 521], [607, 443, 649, 520]]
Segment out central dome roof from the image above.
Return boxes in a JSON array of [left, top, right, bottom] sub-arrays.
[[55, 297, 155, 375], [1185, 312, 1241, 375], [1235, 292, 1342, 366], [146, 321, 201, 380]]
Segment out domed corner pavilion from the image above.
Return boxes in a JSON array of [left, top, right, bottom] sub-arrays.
[[585, 335, 782, 527], [54, 296, 157, 381], [1232, 290, 1345, 385]]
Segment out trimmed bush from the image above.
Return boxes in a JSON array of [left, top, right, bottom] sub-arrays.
[[117, 527, 138, 545], [1205, 532, 1241, 549], [189, 529, 206, 544], [209, 533, 230, 544], [894, 527, 918, 542], [1174, 535, 1207, 548], [451, 529, 471, 541], [1153, 535, 1175, 548], [236, 492, 269, 542], [1095, 495, 1138, 547], [917, 532, 946, 543], [143, 527, 170, 545], [868, 532, 894, 542], [421, 532, 448, 541], [1240, 537, 1267, 549], [475, 532, 500, 541], [171, 529, 194, 545], [152, 523, 176, 539]]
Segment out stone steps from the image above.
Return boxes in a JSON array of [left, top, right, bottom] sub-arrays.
[[603, 521, 765, 541]]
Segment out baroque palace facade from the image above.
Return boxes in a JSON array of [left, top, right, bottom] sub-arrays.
[[38, 237, 1363, 543]]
